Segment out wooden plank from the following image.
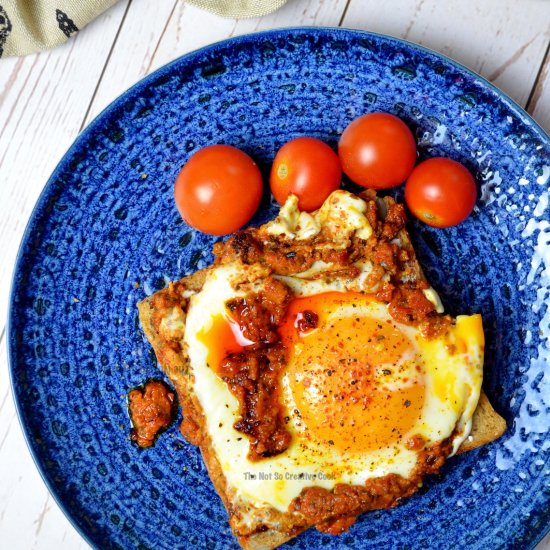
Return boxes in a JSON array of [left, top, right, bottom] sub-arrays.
[[82, 0, 179, 126], [528, 46, 550, 134], [0, 329, 89, 549], [342, 0, 550, 109], [148, 0, 350, 71], [84, 0, 350, 125], [0, 1, 130, 337], [0, 4, 130, 548]]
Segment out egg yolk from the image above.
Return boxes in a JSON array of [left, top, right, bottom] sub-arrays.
[[197, 314, 252, 373], [280, 292, 426, 454]]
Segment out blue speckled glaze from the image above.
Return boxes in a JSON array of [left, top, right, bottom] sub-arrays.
[[8, 28, 550, 550]]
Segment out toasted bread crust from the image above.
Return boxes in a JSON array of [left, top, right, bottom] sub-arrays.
[[456, 391, 506, 454]]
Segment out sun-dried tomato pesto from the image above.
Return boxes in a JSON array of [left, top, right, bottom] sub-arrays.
[[290, 438, 452, 534], [221, 346, 291, 460], [220, 278, 293, 461], [295, 309, 319, 333], [226, 277, 291, 348], [128, 380, 175, 448]]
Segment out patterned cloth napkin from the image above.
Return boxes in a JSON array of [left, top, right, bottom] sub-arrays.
[[0, 0, 289, 58]]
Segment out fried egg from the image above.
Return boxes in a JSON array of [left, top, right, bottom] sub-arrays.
[[182, 191, 484, 513]]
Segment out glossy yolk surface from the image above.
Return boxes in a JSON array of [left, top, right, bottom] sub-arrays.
[[279, 292, 426, 454], [197, 314, 251, 373]]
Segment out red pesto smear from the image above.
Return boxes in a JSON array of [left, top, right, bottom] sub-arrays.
[[128, 380, 175, 448], [195, 278, 293, 460]]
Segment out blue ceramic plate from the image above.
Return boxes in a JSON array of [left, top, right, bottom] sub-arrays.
[[9, 28, 550, 550]]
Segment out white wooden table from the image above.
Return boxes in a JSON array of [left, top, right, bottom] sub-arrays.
[[1, 1, 549, 548]]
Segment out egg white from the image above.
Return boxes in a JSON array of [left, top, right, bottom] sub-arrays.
[[183, 260, 483, 512]]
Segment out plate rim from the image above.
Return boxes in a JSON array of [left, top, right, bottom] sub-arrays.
[[7, 26, 550, 550]]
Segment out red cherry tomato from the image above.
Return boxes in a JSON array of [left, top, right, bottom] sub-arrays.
[[404, 157, 477, 228], [338, 112, 417, 189], [270, 137, 341, 212], [174, 145, 263, 236]]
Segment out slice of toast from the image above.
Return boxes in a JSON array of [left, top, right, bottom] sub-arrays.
[[137, 191, 506, 549], [457, 390, 506, 454], [139, 278, 310, 549]]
